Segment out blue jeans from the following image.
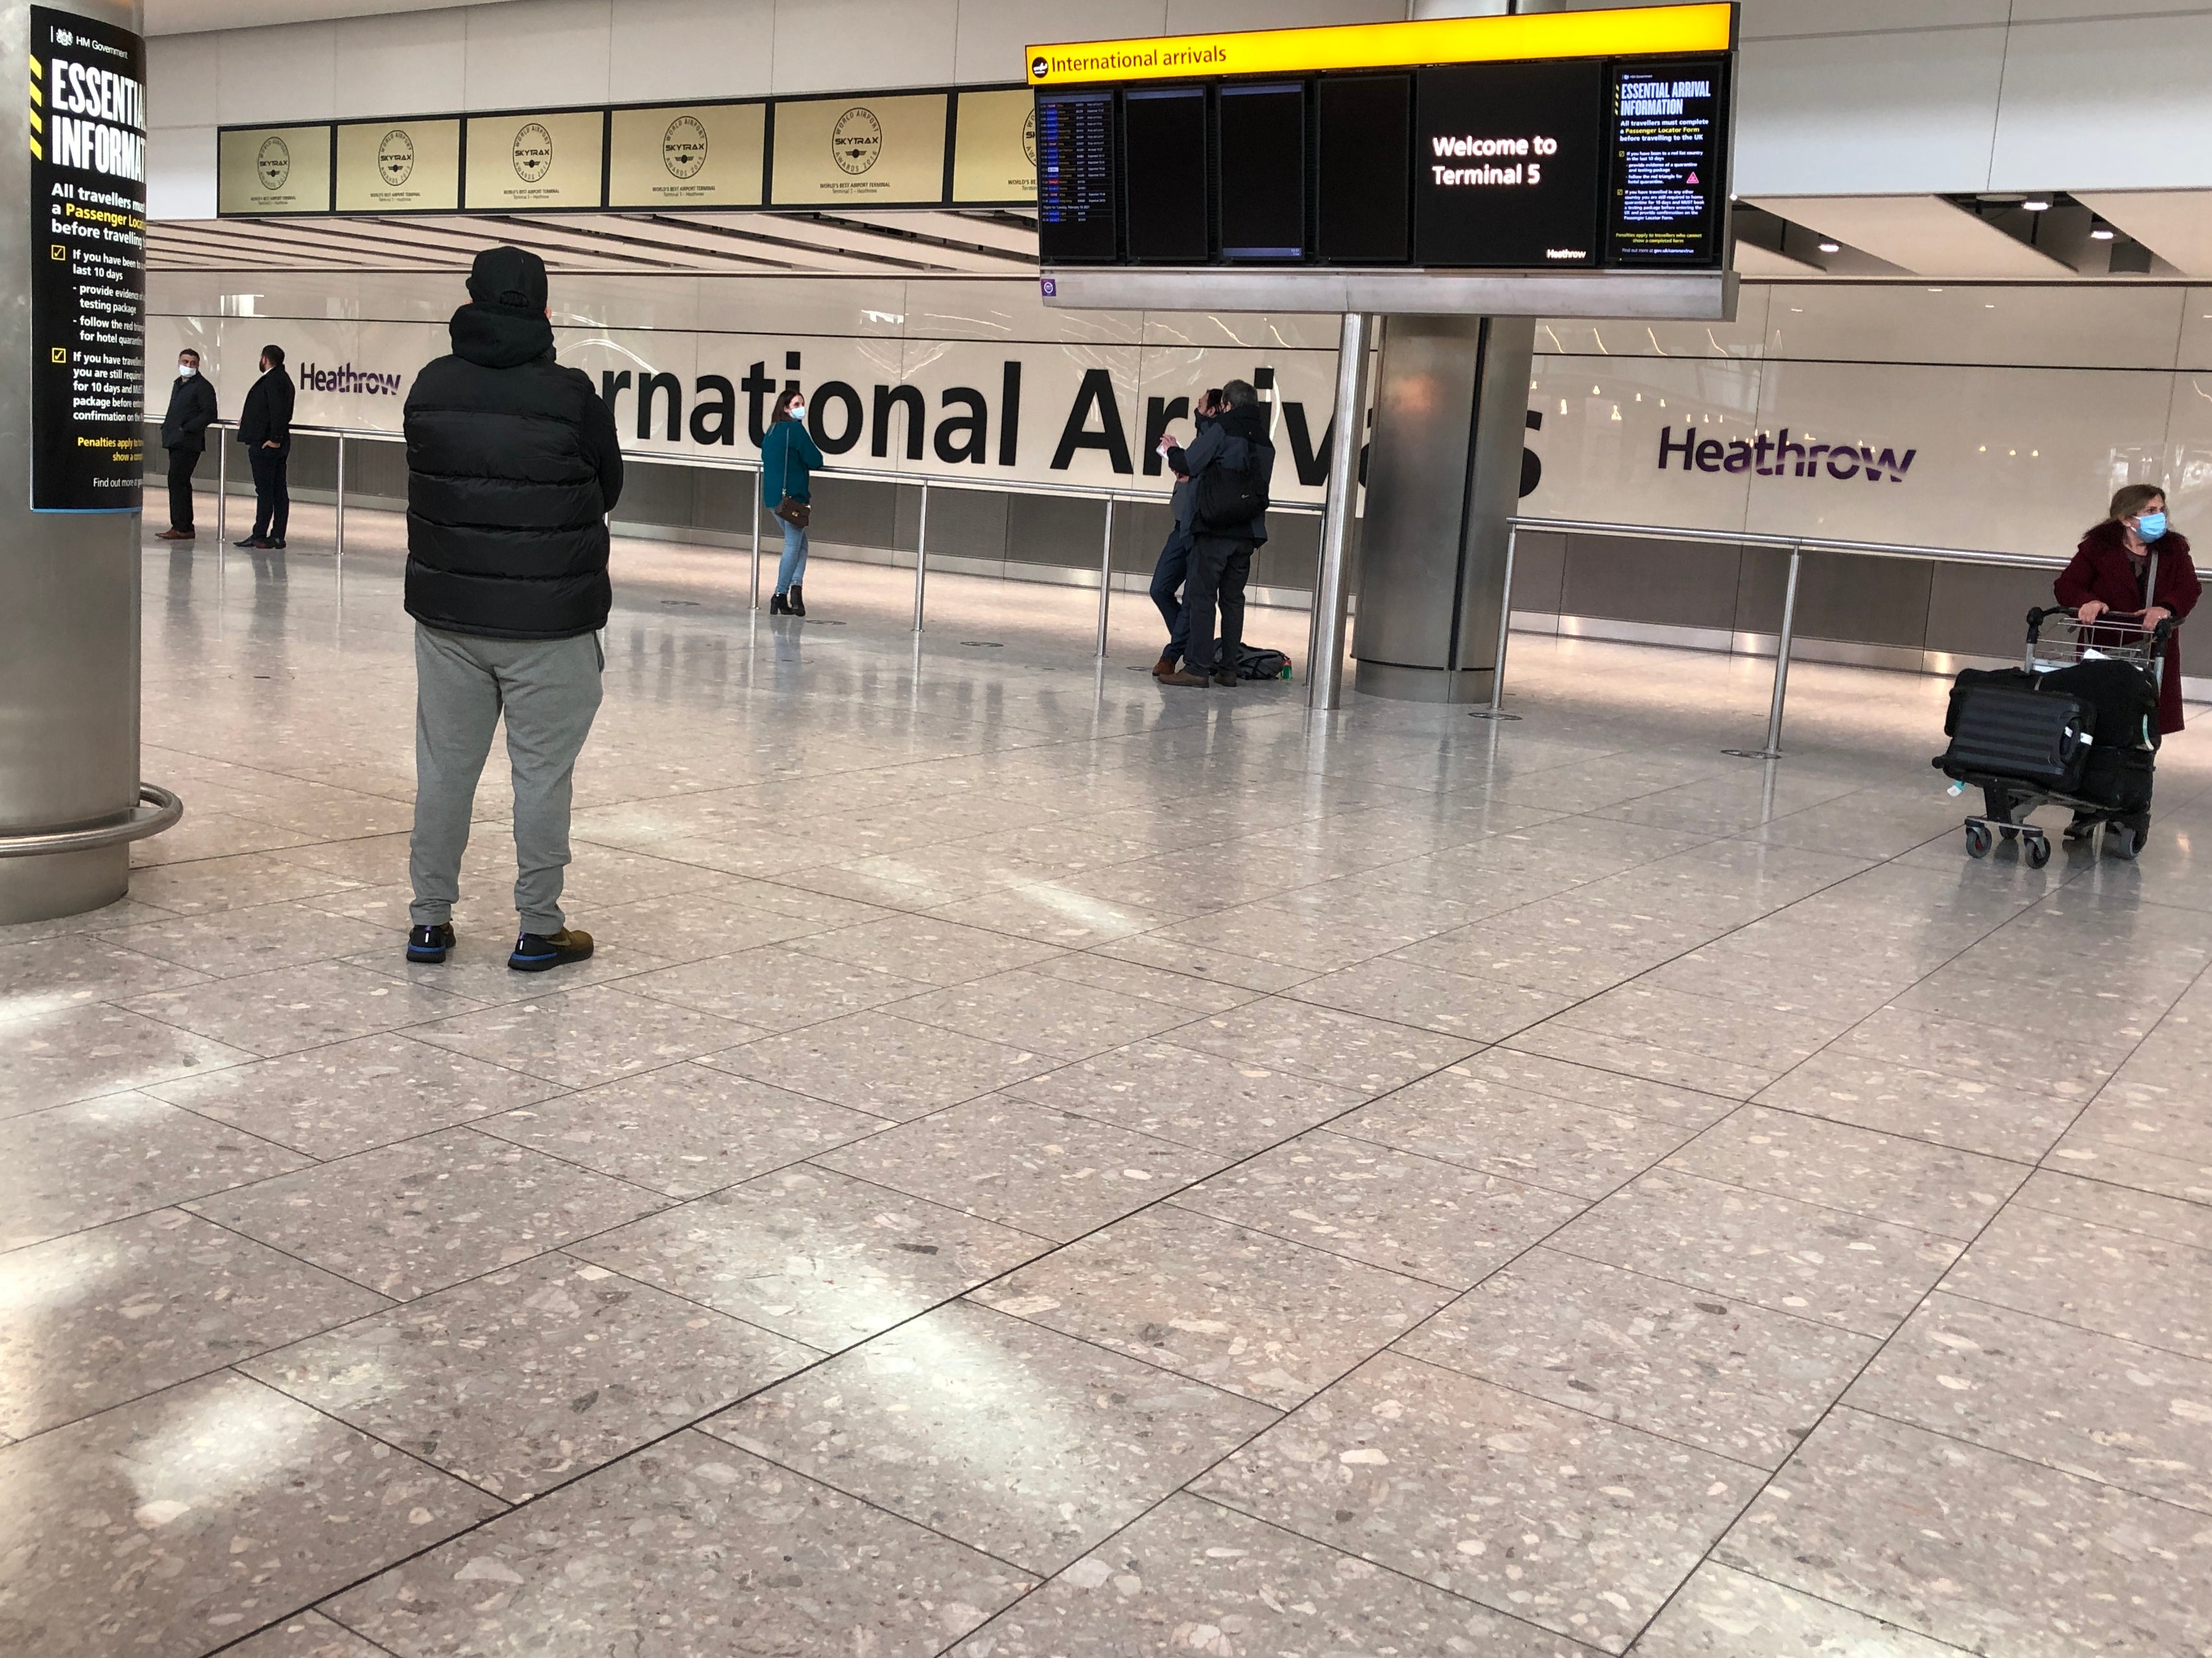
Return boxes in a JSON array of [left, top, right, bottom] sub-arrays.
[[776, 518, 809, 593], [1150, 523, 1193, 663]]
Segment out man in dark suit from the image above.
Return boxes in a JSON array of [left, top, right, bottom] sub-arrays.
[[155, 348, 217, 540], [235, 343, 294, 549]]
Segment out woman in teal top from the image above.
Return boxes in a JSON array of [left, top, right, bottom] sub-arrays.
[[761, 389, 825, 615]]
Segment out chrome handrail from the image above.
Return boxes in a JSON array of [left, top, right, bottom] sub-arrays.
[[0, 785, 185, 858], [180, 418, 1320, 651], [1493, 516, 2080, 757]]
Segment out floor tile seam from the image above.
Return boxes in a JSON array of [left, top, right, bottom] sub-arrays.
[[1318, 1118, 1625, 1207], [1274, 976, 1562, 1048], [171, 1122, 694, 1300], [1582, 1153, 1980, 1252], [1958, 1186, 2212, 1262], [1717, 1093, 2049, 1175], [1375, 1343, 1782, 1477], [230, 1254, 846, 1499], [1608, 1095, 2100, 1654], [461, 1090, 901, 1202], [1532, 1233, 1901, 1345], [1826, 1395, 2212, 1521], [1183, 1482, 1634, 1657], [1150, 1193, 1500, 1295], [216, 1607, 405, 1658], [1621, 1562, 1981, 1658], [990, 1484, 1607, 1658], [1911, 1281, 2212, 1371]]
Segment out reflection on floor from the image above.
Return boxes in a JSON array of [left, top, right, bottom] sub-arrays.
[[4, 511, 2211, 1658]]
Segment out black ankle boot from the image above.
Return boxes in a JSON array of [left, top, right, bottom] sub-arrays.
[[770, 592, 789, 615], [789, 584, 806, 617]]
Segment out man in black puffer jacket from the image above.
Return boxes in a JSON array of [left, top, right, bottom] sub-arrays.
[[402, 245, 623, 974]]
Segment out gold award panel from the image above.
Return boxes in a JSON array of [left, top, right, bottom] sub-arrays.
[[770, 91, 948, 206], [464, 109, 606, 209], [335, 118, 460, 212], [218, 125, 332, 215], [952, 88, 1036, 204], [608, 102, 765, 208]]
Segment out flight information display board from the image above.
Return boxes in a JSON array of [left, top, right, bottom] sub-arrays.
[[1029, 5, 1734, 272]]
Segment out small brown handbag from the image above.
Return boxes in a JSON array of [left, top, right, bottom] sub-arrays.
[[774, 495, 811, 529]]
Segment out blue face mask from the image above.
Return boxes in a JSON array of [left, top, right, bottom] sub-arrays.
[[2137, 511, 2168, 541]]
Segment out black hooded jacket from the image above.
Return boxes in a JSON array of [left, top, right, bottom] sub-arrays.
[[403, 258, 623, 641]]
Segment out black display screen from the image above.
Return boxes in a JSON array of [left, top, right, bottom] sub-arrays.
[[1316, 74, 1410, 263], [1606, 58, 1728, 265], [1412, 59, 1606, 268], [1123, 88, 1208, 261], [1036, 91, 1116, 263], [1218, 82, 1304, 260]]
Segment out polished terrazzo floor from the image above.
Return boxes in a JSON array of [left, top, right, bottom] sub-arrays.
[[5, 499, 2211, 1658]]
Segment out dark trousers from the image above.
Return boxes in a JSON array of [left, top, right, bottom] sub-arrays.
[[1184, 534, 1253, 676], [165, 447, 199, 531], [1149, 523, 1193, 664], [248, 444, 289, 543]]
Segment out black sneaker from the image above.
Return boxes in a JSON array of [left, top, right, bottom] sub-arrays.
[[407, 922, 455, 963], [509, 927, 594, 972]]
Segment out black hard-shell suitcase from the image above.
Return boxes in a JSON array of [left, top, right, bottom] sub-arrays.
[[2039, 658, 2159, 811], [1936, 676, 2093, 792]]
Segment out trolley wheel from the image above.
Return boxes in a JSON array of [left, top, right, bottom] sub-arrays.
[[1965, 823, 1993, 859], [2109, 819, 2149, 861], [1999, 825, 2019, 842], [2025, 832, 2052, 869]]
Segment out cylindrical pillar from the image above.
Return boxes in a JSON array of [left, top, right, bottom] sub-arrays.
[[1307, 311, 1373, 710], [0, 0, 165, 924], [1350, 314, 1536, 703]]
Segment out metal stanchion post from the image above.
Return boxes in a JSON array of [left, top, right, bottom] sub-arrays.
[[912, 479, 931, 632], [1095, 495, 1115, 657], [333, 433, 345, 573], [1727, 540, 1802, 759], [1307, 311, 1372, 710], [215, 435, 227, 546], [748, 467, 761, 610], [1469, 522, 1522, 721]]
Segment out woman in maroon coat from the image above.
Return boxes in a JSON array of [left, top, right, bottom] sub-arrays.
[[2054, 483, 2200, 735]]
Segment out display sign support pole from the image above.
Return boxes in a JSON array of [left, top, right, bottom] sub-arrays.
[[1308, 310, 1372, 712], [1094, 496, 1115, 658], [912, 479, 931, 632], [333, 433, 346, 571]]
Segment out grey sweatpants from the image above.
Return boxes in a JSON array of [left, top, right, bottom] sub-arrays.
[[409, 623, 604, 937]]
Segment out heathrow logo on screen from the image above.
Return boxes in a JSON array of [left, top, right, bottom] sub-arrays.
[[1659, 426, 1918, 482]]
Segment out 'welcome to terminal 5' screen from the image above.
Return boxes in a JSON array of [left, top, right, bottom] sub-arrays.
[[1034, 51, 1730, 271]]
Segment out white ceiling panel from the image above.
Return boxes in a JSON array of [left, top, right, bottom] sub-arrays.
[[1747, 195, 2072, 278], [2075, 191, 2212, 279]]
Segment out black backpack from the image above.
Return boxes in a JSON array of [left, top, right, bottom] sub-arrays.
[[1237, 646, 1292, 680], [1193, 444, 1270, 533]]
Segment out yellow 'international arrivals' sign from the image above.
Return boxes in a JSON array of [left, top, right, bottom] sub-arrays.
[[1025, 3, 1734, 86]]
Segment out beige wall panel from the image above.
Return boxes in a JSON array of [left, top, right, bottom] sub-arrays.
[[335, 119, 461, 213], [770, 93, 947, 206], [464, 109, 606, 210], [608, 104, 766, 210], [951, 88, 1035, 204], [217, 125, 330, 215]]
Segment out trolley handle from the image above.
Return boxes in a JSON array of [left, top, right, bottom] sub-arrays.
[[2025, 605, 2178, 647]]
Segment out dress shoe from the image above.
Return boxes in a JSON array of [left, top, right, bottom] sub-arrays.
[[234, 535, 263, 547], [1157, 669, 1211, 687], [1211, 669, 1239, 688], [1151, 655, 1178, 677], [156, 527, 195, 540]]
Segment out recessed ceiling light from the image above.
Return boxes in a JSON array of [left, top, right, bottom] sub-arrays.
[[2091, 226, 2117, 241], [2023, 198, 2051, 211], [1817, 241, 1840, 254]]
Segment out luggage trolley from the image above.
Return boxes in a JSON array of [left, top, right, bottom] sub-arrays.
[[1936, 604, 2174, 867]]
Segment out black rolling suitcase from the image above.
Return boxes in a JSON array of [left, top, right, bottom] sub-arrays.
[[2040, 658, 2159, 812], [1936, 673, 2092, 793]]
